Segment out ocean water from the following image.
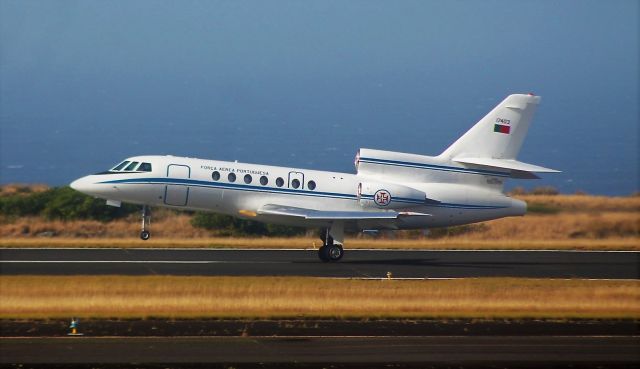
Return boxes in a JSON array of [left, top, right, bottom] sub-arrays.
[[1, 88, 637, 195]]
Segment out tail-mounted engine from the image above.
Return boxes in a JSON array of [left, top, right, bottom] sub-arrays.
[[358, 181, 426, 209]]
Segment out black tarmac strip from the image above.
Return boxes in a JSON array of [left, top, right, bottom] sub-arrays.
[[1, 335, 638, 369], [1, 248, 639, 279], [1, 319, 639, 368], [1, 318, 639, 337], [2, 249, 639, 368]]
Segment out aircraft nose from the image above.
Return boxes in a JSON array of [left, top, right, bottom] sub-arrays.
[[70, 176, 92, 194]]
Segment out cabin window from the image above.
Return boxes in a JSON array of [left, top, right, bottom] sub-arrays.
[[228, 173, 236, 182], [124, 161, 139, 171], [112, 161, 130, 171], [244, 174, 252, 184], [276, 177, 284, 187], [259, 176, 268, 186], [138, 163, 152, 172], [291, 179, 300, 189], [307, 180, 316, 190], [212, 171, 220, 181]]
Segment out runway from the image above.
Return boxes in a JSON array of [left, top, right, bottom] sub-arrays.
[[1, 248, 638, 279], [1, 336, 638, 365]]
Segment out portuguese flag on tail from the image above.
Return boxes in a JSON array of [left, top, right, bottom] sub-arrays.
[[494, 124, 510, 134]]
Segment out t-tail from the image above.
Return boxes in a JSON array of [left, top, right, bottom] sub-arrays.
[[355, 93, 560, 189], [439, 93, 559, 178]]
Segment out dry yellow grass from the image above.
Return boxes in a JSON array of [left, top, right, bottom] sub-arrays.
[[452, 212, 638, 240], [1, 276, 638, 319], [516, 194, 640, 212], [526, 194, 639, 211], [0, 213, 211, 239], [0, 183, 49, 197], [1, 194, 638, 250], [0, 236, 638, 250]]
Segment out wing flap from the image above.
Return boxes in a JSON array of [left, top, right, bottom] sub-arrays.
[[258, 204, 429, 220]]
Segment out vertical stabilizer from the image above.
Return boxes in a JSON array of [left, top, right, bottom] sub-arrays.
[[440, 94, 541, 160]]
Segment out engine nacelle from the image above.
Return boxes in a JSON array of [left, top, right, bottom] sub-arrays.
[[358, 181, 426, 209]]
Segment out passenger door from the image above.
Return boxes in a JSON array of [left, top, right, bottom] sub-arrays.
[[164, 164, 190, 206]]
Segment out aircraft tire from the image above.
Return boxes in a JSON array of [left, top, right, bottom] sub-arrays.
[[140, 230, 151, 241], [318, 246, 330, 262], [328, 244, 344, 261]]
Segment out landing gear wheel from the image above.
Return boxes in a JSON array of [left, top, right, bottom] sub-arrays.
[[318, 246, 330, 262], [140, 205, 151, 240], [327, 244, 344, 261], [140, 230, 151, 241], [318, 226, 344, 262]]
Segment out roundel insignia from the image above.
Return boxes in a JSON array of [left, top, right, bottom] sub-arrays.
[[373, 189, 392, 207]]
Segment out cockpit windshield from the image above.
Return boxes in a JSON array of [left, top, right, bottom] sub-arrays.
[[124, 161, 140, 171], [108, 160, 152, 173], [111, 161, 130, 171]]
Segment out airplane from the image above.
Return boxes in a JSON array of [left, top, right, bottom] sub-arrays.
[[71, 93, 559, 262]]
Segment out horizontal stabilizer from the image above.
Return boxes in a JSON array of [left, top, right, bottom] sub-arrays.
[[510, 170, 541, 179], [258, 204, 430, 220], [453, 157, 560, 173]]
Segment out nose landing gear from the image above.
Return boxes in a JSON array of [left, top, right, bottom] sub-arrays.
[[140, 205, 151, 240]]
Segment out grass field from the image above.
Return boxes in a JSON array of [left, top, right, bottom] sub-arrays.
[[0, 236, 638, 250], [1, 194, 638, 250], [1, 276, 638, 319]]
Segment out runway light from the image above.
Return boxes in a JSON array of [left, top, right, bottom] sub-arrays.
[[386, 271, 392, 280], [68, 317, 83, 336]]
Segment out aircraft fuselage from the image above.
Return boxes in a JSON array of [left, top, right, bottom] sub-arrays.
[[70, 94, 557, 261], [71, 155, 525, 232]]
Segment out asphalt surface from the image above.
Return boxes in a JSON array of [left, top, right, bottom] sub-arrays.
[[2, 248, 638, 367], [0, 248, 640, 279], [5, 318, 638, 337], [1, 336, 639, 365], [1, 248, 638, 279]]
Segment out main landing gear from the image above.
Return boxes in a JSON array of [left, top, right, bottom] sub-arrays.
[[140, 205, 151, 240], [318, 222, 345, 262]]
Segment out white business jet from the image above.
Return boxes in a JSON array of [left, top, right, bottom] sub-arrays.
[[71, 93, 559, 261]]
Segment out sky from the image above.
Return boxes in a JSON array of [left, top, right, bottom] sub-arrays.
[[1, 0, 638, 195]]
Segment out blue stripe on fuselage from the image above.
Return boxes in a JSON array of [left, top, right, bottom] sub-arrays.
[[98, 177, 507, 210]]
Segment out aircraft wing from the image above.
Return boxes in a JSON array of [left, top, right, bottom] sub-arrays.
[[257, 204, 430, 220]]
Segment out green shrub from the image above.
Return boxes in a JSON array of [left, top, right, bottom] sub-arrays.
[[0, 190, 54, 216], [190, 213, 236, 235], [265, 223, 306, 237], [41, 187, 138, 221], [526, 202, 561, 214], [191, 212, 305, 236], [0, 186, 137, 221]]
